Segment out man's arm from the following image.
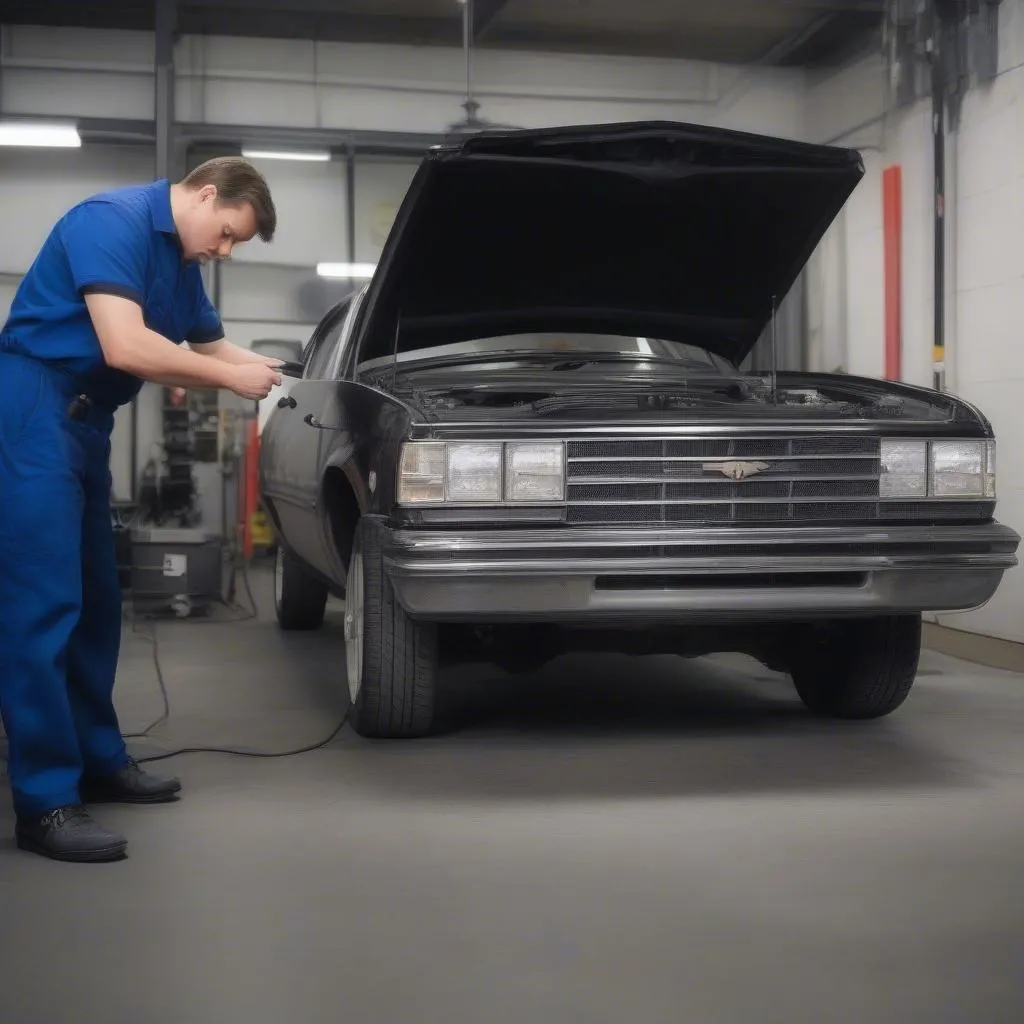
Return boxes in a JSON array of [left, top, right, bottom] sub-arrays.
[[189, 338, 282, 366], [61, 201, 275, 397], [183, 262, 282, 369], [85, 293, 279, 398]]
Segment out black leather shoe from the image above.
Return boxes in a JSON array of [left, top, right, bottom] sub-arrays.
[[80, 756, 182, 805], [16, 804, 127, 863]]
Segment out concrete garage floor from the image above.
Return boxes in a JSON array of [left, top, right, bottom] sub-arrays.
[[1, 568, 1023, 1023]]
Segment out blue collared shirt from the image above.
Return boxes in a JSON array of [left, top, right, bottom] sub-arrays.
[[1, 178, 224, 409]]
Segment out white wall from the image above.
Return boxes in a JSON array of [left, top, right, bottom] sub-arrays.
[[806, 3, 1024, 643], [351, 158, 419, 264], [939, 2, 1024, 643], [0, 144, 157, 275], [225, 156, 350, 269], [806, 107, 935, 388], [1, 25, 808, 140]]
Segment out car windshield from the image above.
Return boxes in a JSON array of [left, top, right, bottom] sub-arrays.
[[359, 332, 735, 374]]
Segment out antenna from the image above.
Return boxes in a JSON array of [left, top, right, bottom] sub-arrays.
[[770, 294, 779, 403], [390, 308, 401, 392]]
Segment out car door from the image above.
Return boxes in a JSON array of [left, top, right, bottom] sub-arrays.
[[295, 288, 371, 584], [260, 298, 352, 569]]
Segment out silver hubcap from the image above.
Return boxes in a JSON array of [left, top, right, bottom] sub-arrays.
[[274, 546, 284, 608], [344, 549, 365, 703]]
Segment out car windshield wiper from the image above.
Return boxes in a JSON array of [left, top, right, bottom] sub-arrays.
[[365, 350, 734, 383], [547, 353, 723, 373], [367, 353, 564, 375]]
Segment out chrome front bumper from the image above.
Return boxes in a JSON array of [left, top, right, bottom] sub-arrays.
[[382, 522, 1020, 624]]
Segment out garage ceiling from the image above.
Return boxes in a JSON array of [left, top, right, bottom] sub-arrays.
[[2, 0, 883, 66]]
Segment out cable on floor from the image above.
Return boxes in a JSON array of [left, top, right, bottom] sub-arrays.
[[122, 555, 349, 762]]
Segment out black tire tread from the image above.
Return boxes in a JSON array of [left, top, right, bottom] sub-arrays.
[[275, 548, 328, 631], [350, 518, 437, 738], [790, 615, 921, 720]]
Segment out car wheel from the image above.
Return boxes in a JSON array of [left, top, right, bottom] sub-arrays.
[[789, 614, 922, 720], [345, 517, 438, 738], [274, 545, 328, 631]]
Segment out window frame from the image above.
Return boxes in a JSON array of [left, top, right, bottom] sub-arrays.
[[301, 295, 354, 381], [323, 287, 367, 381]]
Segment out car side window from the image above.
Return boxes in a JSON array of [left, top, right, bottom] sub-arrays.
[[302, 298, 352, 380], [304, 325, 343, 380], [324, 287, 367, 380]]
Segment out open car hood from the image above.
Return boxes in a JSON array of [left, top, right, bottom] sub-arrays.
[[356, 121, 864, 368]]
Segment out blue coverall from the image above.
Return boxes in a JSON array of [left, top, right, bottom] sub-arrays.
[[0, 179, 224, 818]]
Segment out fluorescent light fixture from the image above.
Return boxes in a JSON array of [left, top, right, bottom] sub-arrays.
[[0, 122, 81, 148], [317, 262, 377, 279], [242, 147, 330, 162]]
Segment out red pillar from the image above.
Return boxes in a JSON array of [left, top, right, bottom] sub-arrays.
[[882, 165, 903, 380]]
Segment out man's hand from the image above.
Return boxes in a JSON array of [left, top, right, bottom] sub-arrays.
[[227, 362, 283, 401], [254, 354, 285, 369]]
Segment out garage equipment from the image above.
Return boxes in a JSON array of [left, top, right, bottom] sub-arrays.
[[129, 527, 224, 618]]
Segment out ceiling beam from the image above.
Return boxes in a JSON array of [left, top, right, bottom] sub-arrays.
[[0, 3, 462, 46], [182, 9, 460, 46], [72, 116, 443, 155], [756, 13, 837, 65], [0, 0, 885, 65], [187, 0, 439, 10], [756, 7, 883, 66], [472, 0, 511, 39], [181, 122, 443, 155]]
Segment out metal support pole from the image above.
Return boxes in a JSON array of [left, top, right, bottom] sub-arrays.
[[346, 144, 357, 264], [211, 258, 222, 310], [155, 0, 176, 184], [132, 0, 177, 503], [929, 22, 946, 393]]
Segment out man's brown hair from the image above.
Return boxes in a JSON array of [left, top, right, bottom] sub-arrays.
[[181, 156, 277, 242]]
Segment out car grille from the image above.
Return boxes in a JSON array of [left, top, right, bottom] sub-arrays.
[[565, 437, 993, 526]]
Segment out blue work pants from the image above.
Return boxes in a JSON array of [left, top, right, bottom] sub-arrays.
[[0, 351, 128, 818]]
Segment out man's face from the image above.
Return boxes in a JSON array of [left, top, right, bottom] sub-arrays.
[[180, 184, 257, 265]]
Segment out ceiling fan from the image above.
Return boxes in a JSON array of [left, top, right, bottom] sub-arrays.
[[443, 0, 522, 140]]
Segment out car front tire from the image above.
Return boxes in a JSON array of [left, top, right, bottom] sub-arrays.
[[345, 517, 438, 738], [274, 545, 328, 631], [788, 614, 922, 720]]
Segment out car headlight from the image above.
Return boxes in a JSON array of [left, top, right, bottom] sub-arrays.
[[880, 439, 996, 499], [397, 441, 566, 505], [880, 440, 927, 498], [932, 440, 995, 498], [397, 442, 446, 504], [505, 442, 565, 502], [446, 444, 503, 502]]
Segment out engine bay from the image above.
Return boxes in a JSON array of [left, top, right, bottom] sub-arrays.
[[382, 369, 941, 422]]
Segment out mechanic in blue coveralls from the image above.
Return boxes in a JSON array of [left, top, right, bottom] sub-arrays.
[[0, 157, 283, 862]]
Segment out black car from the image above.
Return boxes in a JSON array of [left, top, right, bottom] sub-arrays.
[[259, 120, 1019, 739]]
